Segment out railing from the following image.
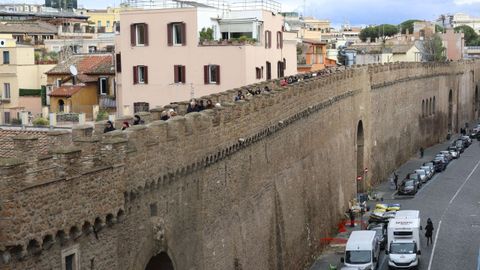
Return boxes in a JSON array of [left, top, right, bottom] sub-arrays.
[[121, 0, 281, 12], [100, 96, 116, 108], [230, 0, 281, 12]]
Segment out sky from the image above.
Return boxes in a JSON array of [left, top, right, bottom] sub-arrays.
[[10, 0, 480, 25]]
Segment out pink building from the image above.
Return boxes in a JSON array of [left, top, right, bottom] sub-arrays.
[[115, 2, 297, 114], [441, 29, 464, 61]]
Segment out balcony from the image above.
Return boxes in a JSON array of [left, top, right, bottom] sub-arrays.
[[199, 38, 258, 46], [100, 95, 116, 108]]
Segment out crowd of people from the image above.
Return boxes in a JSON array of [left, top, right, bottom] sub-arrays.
[[234, 86, 271, 101], [186, 99, 217, 113], [104, 114, 145, 133]]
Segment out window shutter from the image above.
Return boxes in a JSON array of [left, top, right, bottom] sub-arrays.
[[144, 23, 149, 46], [216, 65, 220, 85], [279, 32, 283, 49], [174, 65, 179, 83], [283, 58, 286, 70], [133, 66, 138, 84], [204, 65, 208, 84], [276, 32, 279, 49], [144, 66, 149, 84], [265, 31, 268, 48], [268, 31, 271, 48], [167, 23, 173, 46], [116, 53, 122, 72], [105, 78, 109, 95], [181, 22, 187, 46], [130, 24, 136, 46], [181, 65, 186, 83]]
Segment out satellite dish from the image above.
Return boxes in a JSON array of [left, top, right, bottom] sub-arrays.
[[69, 65, 78, 76]]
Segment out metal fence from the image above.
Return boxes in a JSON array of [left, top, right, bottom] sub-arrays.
[[121, 0, 281, 12]]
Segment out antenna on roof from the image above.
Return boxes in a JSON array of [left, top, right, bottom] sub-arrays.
[[69, 64, 78, 85]]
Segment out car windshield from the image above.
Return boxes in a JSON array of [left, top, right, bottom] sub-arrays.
[[448, 147, 456, 151], [416, 170, 425, 175], [421, 167, 430, 171], [346, 250, 372, 264], [456, 141, 463, 146], [409, 173, 418, 179], [390, 243, 416, 254], [425, 163, 433, 167], [403, 180, 414, 187]]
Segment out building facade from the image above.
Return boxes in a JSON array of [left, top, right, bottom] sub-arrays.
[[0, 34, 55, 124], [116, 5, 296, 115], [45, 0, 78, 10]]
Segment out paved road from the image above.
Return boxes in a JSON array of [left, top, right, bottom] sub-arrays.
[[378, 139, 480, 270], [310, 137, 480, 270]]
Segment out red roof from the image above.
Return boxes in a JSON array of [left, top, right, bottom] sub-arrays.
[[46, 54, 114, 75], [49, 85, 85, 97]]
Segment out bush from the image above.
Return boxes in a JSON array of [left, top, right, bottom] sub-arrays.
[[33, 117, 49, 126], [96, 110, 109, 121], [10, 118, 21, 125], [199, 27, 214, 42]]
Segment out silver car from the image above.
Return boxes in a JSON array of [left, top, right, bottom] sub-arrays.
[[420, 166, 434, 179], [439, 151, 453, 161], [415, 169, 428, 183], [447, 146, 459, 159]]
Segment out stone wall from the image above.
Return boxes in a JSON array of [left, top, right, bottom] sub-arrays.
[[0, 60, 479, 270]]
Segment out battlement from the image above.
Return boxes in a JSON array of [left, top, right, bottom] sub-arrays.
[[0, 60, 478, 261]]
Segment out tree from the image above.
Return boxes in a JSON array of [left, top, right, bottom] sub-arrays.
[[435, 25, 444, 33], [359, 24, 398, 42], [454, 25, 480, 46], [399, 19, 422, 34], [359, 26, 378, 42], [423, 34, 446, 62]]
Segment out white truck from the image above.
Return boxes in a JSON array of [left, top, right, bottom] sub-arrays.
[[386, 210, 422, 269], [341, 230, 380, 270]]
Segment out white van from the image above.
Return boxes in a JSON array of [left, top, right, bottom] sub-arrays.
[[341, 230, 380, 270], [386, 210, 422, 269]]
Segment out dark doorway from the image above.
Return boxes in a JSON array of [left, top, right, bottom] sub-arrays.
[[266, 61, 271, 80], [58, 99, 65, 112], [448, 89, 453, 131], [356, 120, 364, 193], [145, 252, 174, 270], [277, 61, 284, 78]]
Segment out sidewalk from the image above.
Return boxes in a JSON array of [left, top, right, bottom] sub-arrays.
[[308, 135, 462, 270]]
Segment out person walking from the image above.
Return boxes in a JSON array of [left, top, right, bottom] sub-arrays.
[[420, 147, 424, 158], [348, 209, 355, 227], [393, 172, 399, 190], [425, 218, 434, 246]]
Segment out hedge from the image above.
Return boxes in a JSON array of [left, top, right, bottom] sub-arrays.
[[19, 88, 42, 97]]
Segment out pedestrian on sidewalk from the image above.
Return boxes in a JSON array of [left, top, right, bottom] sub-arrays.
[[393, 172, 399, 190], [425, 218, 434, 246], [420, 147, 424, 158], [348, 209, 355, 227]]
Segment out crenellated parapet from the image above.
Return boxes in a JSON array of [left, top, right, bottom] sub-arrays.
[[0, 60, 478, 264]]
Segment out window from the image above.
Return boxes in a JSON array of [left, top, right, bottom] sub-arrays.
[[61, 244, 80, 270], [3, 112, 10, 124], [256, 67, 262, 79], [277, 61, 284, 78], [106, 21, 111, 29], [134, 102, 149, 113], [3, 83, 10, 99], [150, 203, 158, 216], [265, 31, 272, 48], [99, 77, 108, 95], [88, 46, 97, 53], [266, 61, 271, 80], [130, 23, 149, 46], [116, 53, 122, 73], [276, 31, 283, 49], [174, 65, 186, 83], [3, 51, 10, 64], [204, 65, 220, 84], [56, 79, 62, 87], [97, 21, 102, 28], [133, 66, 148, 84], [115, 21, 120, 33], [167, 22, 186, 46]]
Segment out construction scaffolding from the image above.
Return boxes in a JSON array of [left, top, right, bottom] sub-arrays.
[[120, 0, 281, 13]]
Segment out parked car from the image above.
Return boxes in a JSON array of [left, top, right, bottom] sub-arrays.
[[414, 169, 428, 183], [461, 135, 472, 146], [420, 166, 434, 179], [447, 146, 460, 159], [439, 151, 453, 161], [454, 140, 466, 153], [423, 162, 435, 172], [407, 173, 422, 189], [367, 223, 387, 250], [433, 158, 447, 172], [398, 180, 418, 195], [435, 154, 450, 164]]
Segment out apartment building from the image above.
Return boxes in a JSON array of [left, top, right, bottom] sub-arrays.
[[0, 34, 55, 124], [115, 0, 296, 114]]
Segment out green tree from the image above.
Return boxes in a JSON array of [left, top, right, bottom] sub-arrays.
[[399, 19, 422, 34], [199, 27, 214, 42], [435, 25, 444, 33], [454, 25, 480, 46], [359, 26, 378, 42], [377, 24, 399, 42], [423, 34, 446, 62], [359, 24, 398, 42]]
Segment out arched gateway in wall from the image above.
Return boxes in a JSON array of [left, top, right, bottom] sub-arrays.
[[145, 252, 174, 270]]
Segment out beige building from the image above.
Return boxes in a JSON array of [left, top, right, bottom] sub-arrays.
[[299, 17, 331, 40], [116, 4, 297, 114], [0, 34, 55, 124]]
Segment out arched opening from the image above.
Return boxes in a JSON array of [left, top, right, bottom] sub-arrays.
[[422, 100, 425, 117], [356, 120, 365, 193], [433, 96, 436, 114], [58, 99, 65, 112], [426, 99, 429, 116], [448, 90, 453, 131], [429, 98, 432, 115], [145, 252, 174, 270]]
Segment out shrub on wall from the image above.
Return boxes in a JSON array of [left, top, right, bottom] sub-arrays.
[[96, 110, 109, 121], [32, 117, 49, 126]]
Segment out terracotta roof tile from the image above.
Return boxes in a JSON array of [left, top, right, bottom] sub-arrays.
[[0, 129, 49, 158], [49, 85, 85, 97], [46, 54, 114, 75]]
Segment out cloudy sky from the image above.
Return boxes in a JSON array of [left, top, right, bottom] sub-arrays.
[[12, 0, 480, 25]]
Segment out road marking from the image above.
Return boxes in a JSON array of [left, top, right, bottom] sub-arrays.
[[449, 159, 480, 205], [427, 220, 442, 270], [391, 190, 398, 199]]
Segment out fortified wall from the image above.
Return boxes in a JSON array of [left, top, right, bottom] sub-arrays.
[[0, 60, 479, 270]]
